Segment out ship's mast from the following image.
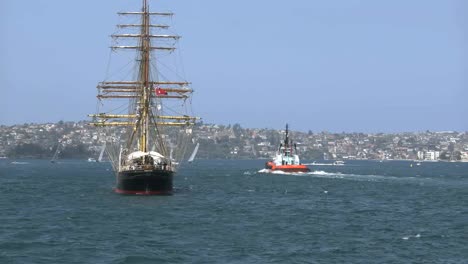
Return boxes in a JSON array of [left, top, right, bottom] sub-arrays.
[[139, 0, 151, 153], [284, 124, 290, 147]]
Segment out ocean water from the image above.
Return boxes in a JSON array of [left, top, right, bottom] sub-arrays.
[[0, 159, 467, 263]]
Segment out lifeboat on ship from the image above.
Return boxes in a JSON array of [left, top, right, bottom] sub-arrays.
[[264, 124, 310, 173]]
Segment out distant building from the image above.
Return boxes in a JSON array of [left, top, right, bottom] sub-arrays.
[[426, 151, 440, 160], [461, 152, 468, 162], [417, 151, 440, 161], [417, 151, 425, 160]]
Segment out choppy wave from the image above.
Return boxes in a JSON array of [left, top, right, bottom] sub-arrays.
[[0, 159, 466, 263]]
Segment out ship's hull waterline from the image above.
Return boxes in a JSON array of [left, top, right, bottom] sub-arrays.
[[115, 169, 174, 195]]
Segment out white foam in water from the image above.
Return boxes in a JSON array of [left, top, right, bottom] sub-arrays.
[[259, 169, 302, 174], [257, 167, 434, 185], [257, 168, 409, 183], [309, 170, 341, 176], [402, 234, 421, 240], [303, 163, 341, 166]]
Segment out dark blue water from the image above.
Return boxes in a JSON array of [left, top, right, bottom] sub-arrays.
[[1, 159, 467, 263]]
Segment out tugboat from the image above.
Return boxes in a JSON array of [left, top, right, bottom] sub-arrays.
[[89, 0, 199, 195], [265, 124, 310, 173]]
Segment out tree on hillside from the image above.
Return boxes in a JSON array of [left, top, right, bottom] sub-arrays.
[[7, 143, 48, 158]]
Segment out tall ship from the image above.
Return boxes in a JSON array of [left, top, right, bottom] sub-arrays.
[[265, 124, 310, 173], [89, 0, 198, 195]]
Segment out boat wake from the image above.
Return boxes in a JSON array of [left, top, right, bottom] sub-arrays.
[[257, 169, 429, 183], [303, 163, 344, 166]]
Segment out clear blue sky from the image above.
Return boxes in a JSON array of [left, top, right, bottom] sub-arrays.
[[1, 0, 466, 132]]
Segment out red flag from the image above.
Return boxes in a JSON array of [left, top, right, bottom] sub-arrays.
[[155, 87, 168, 96]]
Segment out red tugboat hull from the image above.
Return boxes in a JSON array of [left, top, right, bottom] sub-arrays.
[[265, 161, 310, 173]]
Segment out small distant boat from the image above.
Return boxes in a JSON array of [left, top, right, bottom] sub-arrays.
[[188, 143, 199, 163], [333, 160, 345, 166], [87, 157, 97, 162], [265, 124, 310, 173], [50, 142, 61, 163]]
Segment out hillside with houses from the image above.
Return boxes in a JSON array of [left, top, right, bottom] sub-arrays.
[[1, 121, 467, 162]]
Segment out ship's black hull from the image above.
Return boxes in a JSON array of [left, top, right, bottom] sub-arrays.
[[115, 169, 174, 195]]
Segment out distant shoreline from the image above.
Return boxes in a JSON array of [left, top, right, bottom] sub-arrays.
[[3, 157, 468, 163]]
